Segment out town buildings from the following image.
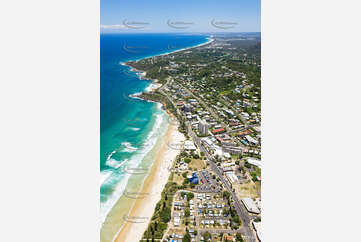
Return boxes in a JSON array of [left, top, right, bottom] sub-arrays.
[[198, 119, 209, 135]]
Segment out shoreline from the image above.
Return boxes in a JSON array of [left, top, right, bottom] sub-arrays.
[[114, 122, 185, 242], [120, 36, 214, 65], [102, 36, 212, 242]]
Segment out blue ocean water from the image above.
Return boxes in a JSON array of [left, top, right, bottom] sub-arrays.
[[100, 33, 209, 223]]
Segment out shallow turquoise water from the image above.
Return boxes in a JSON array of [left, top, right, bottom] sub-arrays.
[[100, 33, 209, 222]]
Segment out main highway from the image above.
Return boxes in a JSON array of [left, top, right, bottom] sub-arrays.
[[187, 124, 256, 242], [159, 80, 257, 242]]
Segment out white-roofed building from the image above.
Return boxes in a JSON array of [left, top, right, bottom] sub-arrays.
[[253, 221, 263, 241], [253, 126, 261, 133], [245, 135, 259, 145], [184, 140, 196, 150], [225, 171, 238, 183], [224, 152, 231, 159], [173, 216, 180, 226], [247, 158, 261, 168], [241, 197, 260, 214]]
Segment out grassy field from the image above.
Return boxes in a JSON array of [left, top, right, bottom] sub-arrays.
[[168, 227, 185, 235], [188, 158, 206, 170], [236, 181, 259, 198], [254, 181, 261, 194], [172, 172, 184, 186]]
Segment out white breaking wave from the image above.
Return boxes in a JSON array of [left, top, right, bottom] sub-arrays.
[[106, 158, 128, 169], [100, 170, 131, 227], [100, 150, 117, 186], [128, 92, 143, 101], [144, 83, 156, 93], [121, 142, 138, 152], [100, 170, 113, 188], [131, 127, 140, 131], [156, 102, 163, 109], [130, 92, 142, 96], [100, 109, 169, 228], [106, 150, 116, 161]]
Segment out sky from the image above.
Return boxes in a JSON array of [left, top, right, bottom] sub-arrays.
[[100, 0, 260, 33]]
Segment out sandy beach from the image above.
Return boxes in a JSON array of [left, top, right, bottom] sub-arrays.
[[123, 37, 215, 65], [102, 36, 211, 242], [113, 122, 185, 242]]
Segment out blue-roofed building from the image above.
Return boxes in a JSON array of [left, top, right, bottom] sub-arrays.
[[188, 172, 199, 184]]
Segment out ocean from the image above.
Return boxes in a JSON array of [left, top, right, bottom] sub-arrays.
[[100, 33, 209, 238]]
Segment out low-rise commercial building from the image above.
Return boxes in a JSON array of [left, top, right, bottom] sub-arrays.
[[241, 197, 260, 214], [253, 221, 262, 241], [247, 158, 261, 168]]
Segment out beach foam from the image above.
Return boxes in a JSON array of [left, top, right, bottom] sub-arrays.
[[100, 170, 113, 187], [100, 109, 168, 228], [101, 34, 211, 239], [121, 142, 138, 152], [100, 171, 131, 227], [123, 35, 213, 63], [113, 122, 185, 242], [106, 158, 128, 169]]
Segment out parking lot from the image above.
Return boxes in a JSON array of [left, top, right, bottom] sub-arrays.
[[194, 170, 222, 193]]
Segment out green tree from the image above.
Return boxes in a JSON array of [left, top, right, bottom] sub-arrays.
[[203, 231, 211, 241], [254, 217, 261, 222], [185, 208, 190, 217], [160, 207, 171, 223], [182, 172, 188, 178], [182, 232, 191, 242], [236, 233, 244, 242], [186, 192, 194, 201], [223, 191, 231, 200], [232, 215, 240, 224], [183, 178, 190, 185]]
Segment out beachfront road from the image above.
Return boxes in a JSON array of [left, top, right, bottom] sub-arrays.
[[159, 80, 257, 242], [187, 124, 257, 242]]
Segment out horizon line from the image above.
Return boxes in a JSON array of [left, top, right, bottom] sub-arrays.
[[100, 31, 261, 34]]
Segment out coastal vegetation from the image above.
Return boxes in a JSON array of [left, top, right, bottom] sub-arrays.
[[134, 34, 261, 242], [139, 91, 187, 134], [142, 181, 178, 240]]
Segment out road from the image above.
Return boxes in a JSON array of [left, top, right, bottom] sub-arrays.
[[187, 124, 257, 242], [220, 98, 251, 128], [158, 80, 257, 242], [181, 85, 241, 145]]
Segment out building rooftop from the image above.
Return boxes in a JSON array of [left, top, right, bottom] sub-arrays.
[[241, 197, 260, 214], [184, 140, 196, 150], [247, 158, 261, 168], [253, 221, 263, 241]]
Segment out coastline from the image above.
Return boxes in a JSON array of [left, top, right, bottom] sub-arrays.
[[120, 36, 214, 65], [114, 122, 185, 242], [101, 36, 212, 242], [136, 36, 214, 61], [100, 106, 169, 242]]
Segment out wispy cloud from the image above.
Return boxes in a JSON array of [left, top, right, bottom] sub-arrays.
[[100, 24, 126, 30], [100, 24, 151, 32]]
